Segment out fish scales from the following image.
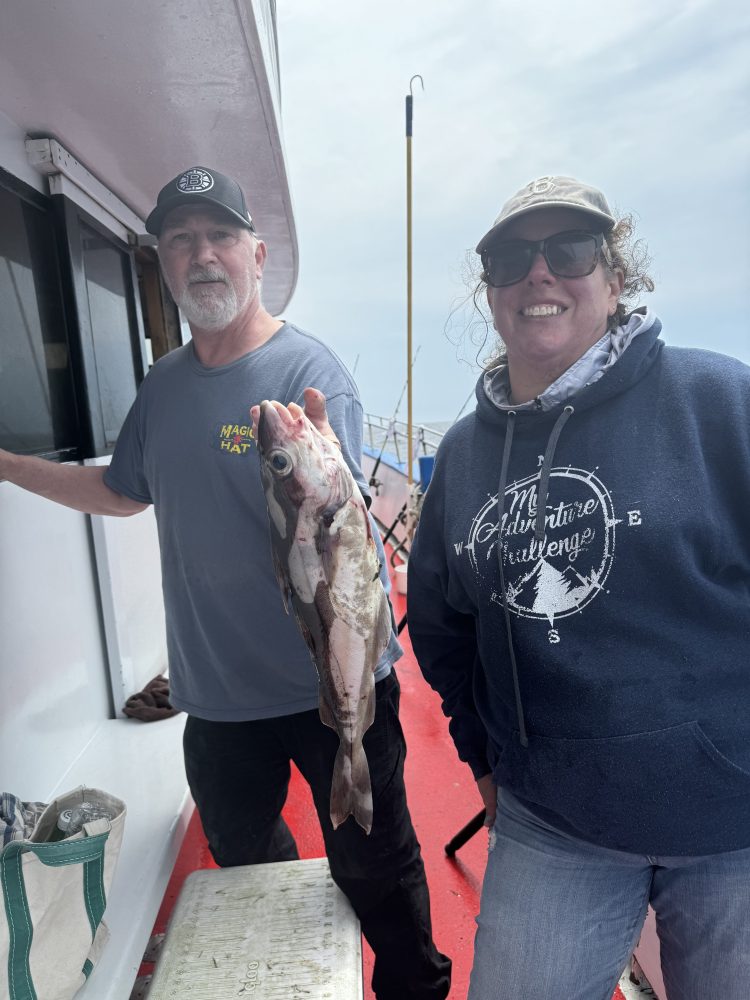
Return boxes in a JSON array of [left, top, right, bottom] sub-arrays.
[[257, 401, 392, 834]]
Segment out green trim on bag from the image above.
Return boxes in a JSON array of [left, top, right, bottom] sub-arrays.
[[1, 831, 111, 1000], [82, 850, 106, 937], [23, 832, 110, 867], [1, 844, 37, 1000]]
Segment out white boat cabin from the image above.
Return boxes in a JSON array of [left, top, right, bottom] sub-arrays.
[[0, 2, 296, 995]]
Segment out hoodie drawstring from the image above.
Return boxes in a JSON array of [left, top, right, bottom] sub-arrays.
[[535, 406, 574, 543], [496, 405, 575, 750]]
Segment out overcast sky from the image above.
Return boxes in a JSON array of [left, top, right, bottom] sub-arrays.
[[276, 0, 749, 424]]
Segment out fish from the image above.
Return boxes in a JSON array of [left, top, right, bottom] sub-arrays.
[[256, 401, 392, 834]]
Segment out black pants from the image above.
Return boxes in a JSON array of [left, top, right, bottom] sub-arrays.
[[183, 670, 451, 999]]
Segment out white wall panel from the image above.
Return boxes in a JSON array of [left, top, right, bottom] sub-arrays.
[[0, 483, 110, 798], [86, 461, 167, 714]]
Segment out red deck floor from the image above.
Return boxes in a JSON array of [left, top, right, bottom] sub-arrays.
[[143, 561, 627, 999]]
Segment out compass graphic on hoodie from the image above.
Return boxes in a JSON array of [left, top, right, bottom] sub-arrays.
[[466, 466, 619, 627]]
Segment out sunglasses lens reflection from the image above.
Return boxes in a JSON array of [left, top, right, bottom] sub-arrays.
[[547, 234, 598, 276], [485, 232, 601, 287], [487, 243, 531, 285]]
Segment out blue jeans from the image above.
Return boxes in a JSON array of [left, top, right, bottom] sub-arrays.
[[183, 671, 451, 1000], [469, 789, 750, 1000]]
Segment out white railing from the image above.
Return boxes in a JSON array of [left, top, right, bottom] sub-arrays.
[[361, 414, 446, 566], [362, 413, 445, 468]]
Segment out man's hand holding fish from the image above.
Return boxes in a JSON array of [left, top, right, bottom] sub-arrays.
[[251, 386, 341, 450]]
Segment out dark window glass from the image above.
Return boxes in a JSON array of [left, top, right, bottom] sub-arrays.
[[80, 223, 139, 447], [0, 186, 79, 455]]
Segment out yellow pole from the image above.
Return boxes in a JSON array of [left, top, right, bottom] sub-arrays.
[[406, 102, 413, 487], [405, 75, 422, 488]]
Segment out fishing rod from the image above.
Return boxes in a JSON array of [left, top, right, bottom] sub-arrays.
[[453, 388, 475, 425], [387, 386, 475, 588], [368, 344, 421, 490], [376, 75, 426, 558], [406, 73, 423, 490]]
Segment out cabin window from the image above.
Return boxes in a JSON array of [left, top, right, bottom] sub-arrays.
[[135, 246, 183, 366], [58, 202, 146, 455], [80, 222, 143, 446], [0, 181, 79, 457]]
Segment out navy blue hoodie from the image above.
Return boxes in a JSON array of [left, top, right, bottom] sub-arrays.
[[408, 319, 750, 855]]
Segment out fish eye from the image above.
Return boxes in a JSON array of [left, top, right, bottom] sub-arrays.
[[268, 450, 292, 475]]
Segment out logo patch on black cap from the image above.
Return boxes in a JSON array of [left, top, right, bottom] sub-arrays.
[[177, 168, 214, 194]]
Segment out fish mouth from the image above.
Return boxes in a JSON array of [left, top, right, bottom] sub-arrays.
[[258, 399, 303, 453], [257, 400, 281, 452]]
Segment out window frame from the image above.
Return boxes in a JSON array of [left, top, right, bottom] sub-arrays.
[[54, 196, 148, 457], [0, 167, 81, 462]]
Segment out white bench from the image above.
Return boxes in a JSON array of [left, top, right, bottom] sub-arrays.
[[53, 714, 192, 999], [148, 858, 363, 999]]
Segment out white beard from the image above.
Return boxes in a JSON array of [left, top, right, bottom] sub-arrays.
[[173, 267, 252, 331]]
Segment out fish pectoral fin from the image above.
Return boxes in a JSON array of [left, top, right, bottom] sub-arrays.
[[272, 548, 292, 614], [362, 686, 376, 732], [372, 591, 394, 661], [320, 505, 339, 529], [318, 691, 337, 731], [331, 459, 354, 506]]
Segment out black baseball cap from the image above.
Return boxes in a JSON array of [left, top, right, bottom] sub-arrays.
[[145, 166, 256, 236]]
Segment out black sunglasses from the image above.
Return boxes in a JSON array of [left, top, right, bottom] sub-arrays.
[[481, 230, 606, 287]]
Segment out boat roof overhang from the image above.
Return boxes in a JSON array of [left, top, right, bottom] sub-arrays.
[[0, 0, 297, 315]]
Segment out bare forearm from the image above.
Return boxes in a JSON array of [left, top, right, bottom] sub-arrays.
[[0, 450, 148, 516]]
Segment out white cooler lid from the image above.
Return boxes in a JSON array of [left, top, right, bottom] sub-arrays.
[[147, 857, 363, 999]]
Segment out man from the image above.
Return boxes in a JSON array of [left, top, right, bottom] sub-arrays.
[[0, 167, 450, 999]]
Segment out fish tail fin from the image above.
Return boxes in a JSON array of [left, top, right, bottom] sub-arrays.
[[330, 741, 373, 835]]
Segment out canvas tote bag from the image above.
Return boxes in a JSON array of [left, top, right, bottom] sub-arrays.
[[0, 787, 126, 1000]]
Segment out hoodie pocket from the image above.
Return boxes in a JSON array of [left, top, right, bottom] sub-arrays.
[[500, 721, 750, 855]]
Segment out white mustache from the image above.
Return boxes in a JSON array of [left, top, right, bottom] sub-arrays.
[[188, 267, 229, 285]]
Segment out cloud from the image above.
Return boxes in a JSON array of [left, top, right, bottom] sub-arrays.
[[277, 0, 750, 420]]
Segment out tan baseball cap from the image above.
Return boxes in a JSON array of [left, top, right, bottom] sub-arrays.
[[475, 175, 615, 254]]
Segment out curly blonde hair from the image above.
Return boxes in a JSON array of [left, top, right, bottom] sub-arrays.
[[602, 215, 655, 330]]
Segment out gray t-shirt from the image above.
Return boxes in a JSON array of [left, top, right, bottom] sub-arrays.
[[105, 322, 400, 720]]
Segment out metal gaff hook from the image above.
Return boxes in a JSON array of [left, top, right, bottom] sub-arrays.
[[406, 76, 423, 137]]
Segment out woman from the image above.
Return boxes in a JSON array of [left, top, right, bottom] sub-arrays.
[[407, 175, 750, 1000]]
